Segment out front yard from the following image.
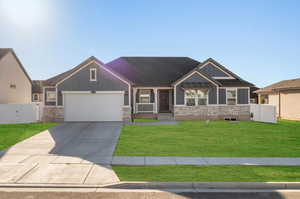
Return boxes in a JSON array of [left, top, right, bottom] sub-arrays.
[[0, 123, 58, 151], [113, 165, 300, 182], [114, 120, 300, 157]]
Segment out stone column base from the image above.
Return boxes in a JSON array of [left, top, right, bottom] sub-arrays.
[[122, 106, 132, 122], [42, 106, 64, 122], [174, 105, 250, 121]]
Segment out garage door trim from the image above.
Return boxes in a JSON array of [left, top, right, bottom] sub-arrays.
[[63, 91, 124, 122], [62, 91, 125, 94]]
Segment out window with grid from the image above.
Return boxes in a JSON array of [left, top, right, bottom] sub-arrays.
[[139, 89, 151, 103], [185, 89, 208, 106], [226, 88, 237, 105]]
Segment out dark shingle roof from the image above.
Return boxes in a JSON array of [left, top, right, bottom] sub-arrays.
[[32, 80, 44, 93], [105, 57, 200, 86], [256, 78, 300, 93], [217, 79, 254, 87]]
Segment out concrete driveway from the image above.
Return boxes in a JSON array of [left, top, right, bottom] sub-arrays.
[[0, 122, 122, 185]]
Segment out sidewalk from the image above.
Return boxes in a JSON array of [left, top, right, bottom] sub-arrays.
[[112, 156, 300, 166]]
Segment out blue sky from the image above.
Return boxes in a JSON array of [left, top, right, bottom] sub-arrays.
[[0, 0, 299, 87]]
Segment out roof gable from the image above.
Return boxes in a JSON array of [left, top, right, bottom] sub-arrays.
[[44, 56, 131, 87], [198, 58, 238, 79], [174, 70, 220, 87]]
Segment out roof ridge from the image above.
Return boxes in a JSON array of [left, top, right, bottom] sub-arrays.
[[121, 56, 193, 58]]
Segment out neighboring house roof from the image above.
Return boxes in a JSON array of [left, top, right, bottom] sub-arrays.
[[105, 57, 200, 86], [32, 80, 44, 93], [0, 48, 32, 84], [255, 78, 300, 93]]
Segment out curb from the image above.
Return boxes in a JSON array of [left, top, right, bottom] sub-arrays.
[[1, 182, 300, 190], [104, 182, 300, 190]]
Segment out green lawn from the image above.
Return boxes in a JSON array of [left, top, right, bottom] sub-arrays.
[[114, 120, 300, 157], [0, 123, 58, 151], [113, 165, 300, 182]]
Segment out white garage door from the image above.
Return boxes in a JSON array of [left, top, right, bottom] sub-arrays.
[[64, 92, 124, 122]]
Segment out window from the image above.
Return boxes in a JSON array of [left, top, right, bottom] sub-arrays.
[[46, 91, 56, 102], [33, 93, 39, 102], [185, 89, 208, 106], [90, 68, 97, 81], [10, 84, 16, 89], [139, 89, 151, 103], [226, 88, 237, 105]]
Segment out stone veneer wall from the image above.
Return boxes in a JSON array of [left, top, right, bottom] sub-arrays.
[[43, 106, 131, 122], [174, 105, 250, 121], [42, 106, 64, 122], [122, 106, 132, 122]]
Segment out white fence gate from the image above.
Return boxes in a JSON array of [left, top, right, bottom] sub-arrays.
[[0, 104, 40, 124], [250, 104, 277, 123]]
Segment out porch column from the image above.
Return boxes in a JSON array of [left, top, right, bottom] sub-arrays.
[[133, 88, 137, 113], [154, 88, 158, 113], [258, 94, 261, 104]]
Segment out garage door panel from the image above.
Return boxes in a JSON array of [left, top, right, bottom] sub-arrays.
[[64, 93, 123, 122]]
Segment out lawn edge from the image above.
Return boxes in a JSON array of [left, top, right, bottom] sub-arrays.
[[1, 182, 300, 189]]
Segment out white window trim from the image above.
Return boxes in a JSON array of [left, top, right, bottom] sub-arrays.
[[33, 93, 39, 102], [90, 68, 97, 81], [138, 89, 151, 104], [139, 94, 151, 104], [184, 89, 209, 106], [226, 88, 237, 105], [46, 91, 56, 102], [212, 76, 235, 80]]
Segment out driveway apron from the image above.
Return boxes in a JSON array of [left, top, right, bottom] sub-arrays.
[[0, 122, 122, 185]]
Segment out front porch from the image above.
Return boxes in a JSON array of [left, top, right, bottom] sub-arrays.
[[133, 87, 174, 120]]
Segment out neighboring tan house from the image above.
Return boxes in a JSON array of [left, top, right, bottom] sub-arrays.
[[37, 56, 255, 122], [255, 78, 300, 120], [0, 48, 32, 104]]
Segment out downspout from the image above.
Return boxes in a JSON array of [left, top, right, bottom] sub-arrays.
[[278, 91, 281, 119]]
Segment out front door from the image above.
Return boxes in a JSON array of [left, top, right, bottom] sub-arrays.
[[159, 90, 170, 112]]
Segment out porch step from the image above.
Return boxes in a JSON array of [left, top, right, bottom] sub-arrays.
[[157, 113, 174, 121]]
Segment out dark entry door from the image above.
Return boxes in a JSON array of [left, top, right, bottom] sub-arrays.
[[159, 90, 170, 112]]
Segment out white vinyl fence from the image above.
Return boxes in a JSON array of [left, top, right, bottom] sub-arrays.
[[0, 104, 41, 124], [250, 104, 277, 123]]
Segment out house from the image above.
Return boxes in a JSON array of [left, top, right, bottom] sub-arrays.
[[0, 48, 32, 104], [32, 80, 44, 103], [37, 56, 255, 122], [250, 86, 259, 104], [255, 78, 300, 120]]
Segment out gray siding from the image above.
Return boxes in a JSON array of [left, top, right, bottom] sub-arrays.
[[176, 86, 185, 105], [44, 87, 56, 106], [57, 62, 129, 106], [218, 88, 226, 104], [198, 63, 229, 77], [238, 88, 249, 104], [209, 86, 217, 104], [175, 73, 217, 105]]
